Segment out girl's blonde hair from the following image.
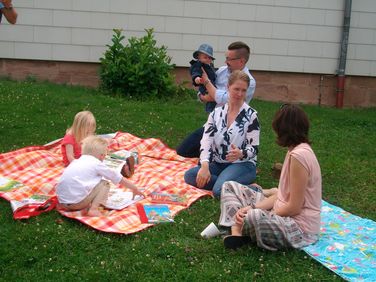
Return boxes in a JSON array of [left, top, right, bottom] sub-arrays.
[[69, 111, 96, 143], [82, 136, 108, 157]]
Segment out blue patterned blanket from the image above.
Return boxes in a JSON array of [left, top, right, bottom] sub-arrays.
[[303, 201, 376, 281]]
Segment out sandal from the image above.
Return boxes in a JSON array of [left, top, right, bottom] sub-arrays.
[[223, 235, 251, 250], [121, 156, 135, 178]]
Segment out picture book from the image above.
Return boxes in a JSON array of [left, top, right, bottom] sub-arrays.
[[103, 149, 139, 177], [0, 177, 24, 192], [103, 156, 126, 175], [137, 204, 174, 224], [150, 192, 188, 206], [108, 149, 139, 164], [10, 194, 57, 220], [104, 189, 143, 210], [10, 194, 50, 212]]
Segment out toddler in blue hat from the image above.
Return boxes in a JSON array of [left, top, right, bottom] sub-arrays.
[[189, 43, 217, 113]]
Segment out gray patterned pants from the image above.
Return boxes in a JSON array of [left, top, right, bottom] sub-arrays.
[[219, 181, 318, 251]]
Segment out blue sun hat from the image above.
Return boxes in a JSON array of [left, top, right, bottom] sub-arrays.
[[193, 43, 215, 60]]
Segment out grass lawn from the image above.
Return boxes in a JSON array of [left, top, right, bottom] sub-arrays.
[[0, 78, 375, 281]]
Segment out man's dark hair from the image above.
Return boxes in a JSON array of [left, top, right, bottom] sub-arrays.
[[272, 104, 311, 147], [228, 41, 250, 62]]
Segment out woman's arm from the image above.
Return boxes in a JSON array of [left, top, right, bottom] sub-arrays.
[[1, 0, 17, 24], [255, 194, 277, 210], [196, 161, 211, 188], [274, 156, 307, 217], [199, 111, 216, 162], [241, 110, 260, 161]]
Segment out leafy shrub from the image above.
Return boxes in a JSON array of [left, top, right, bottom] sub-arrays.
[[99, 28, 178, 99]]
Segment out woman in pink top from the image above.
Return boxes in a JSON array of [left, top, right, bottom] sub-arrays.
[[219, 104, 322, 251]]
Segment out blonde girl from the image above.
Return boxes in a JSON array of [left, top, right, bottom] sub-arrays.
[[61, 111, 96, 166]]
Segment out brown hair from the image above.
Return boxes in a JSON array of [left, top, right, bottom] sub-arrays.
[[228, 41, 250, 62], [272, 104, 311, 147], [228, 70, 250, 87]]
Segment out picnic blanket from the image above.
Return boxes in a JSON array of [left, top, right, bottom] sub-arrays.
[[303, 201, 376, 282], [0, 132, 211, 234]]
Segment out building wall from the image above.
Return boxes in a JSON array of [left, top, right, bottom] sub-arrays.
[[1, 58, 374, 108], [1, 0, 376, 76], [0, 1, 375, 107]]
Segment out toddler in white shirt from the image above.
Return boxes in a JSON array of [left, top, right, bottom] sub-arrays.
[[56, 135, 144, 217]]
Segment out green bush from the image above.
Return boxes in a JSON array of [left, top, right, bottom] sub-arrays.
[[99, 28, 178, 99]]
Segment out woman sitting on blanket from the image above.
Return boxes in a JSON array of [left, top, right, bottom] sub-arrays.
[[219, 104, 322, 251], [184, 70, 259, 199], [57, 135, 144, 217]]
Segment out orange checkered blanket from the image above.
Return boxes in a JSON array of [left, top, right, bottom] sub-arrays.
[[0, 132, 211, 234]]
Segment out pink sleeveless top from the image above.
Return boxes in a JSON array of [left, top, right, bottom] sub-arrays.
[[61, 133, 81, 166], [273, 143, 322, 234]]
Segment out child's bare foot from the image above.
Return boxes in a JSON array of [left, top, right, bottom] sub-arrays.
[[56, 203, 66, 210], [81, 207, 90, 216], [87, 209, 102, 217]]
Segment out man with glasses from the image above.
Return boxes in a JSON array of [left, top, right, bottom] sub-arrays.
[[177, 41, 256, 158]]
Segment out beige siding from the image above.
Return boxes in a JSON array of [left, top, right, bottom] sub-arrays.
[[0, 0, 375, 76]]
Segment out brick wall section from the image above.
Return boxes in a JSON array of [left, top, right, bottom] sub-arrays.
[[0, 59, 100, 87], [1, 59, 375, 108]]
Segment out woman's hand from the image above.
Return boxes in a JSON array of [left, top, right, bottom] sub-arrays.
[[1, 0, 12, 7], [226, 144, 242, 162], [196, 163, 211, 189], [235, 206, 252, 225]]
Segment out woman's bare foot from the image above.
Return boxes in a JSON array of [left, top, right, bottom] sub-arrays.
[[231, 224, 242, 236]]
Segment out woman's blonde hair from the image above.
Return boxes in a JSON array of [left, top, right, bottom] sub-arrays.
[[82, 135, 108, 157], [69, 111, 96, 143], [228, 70, 250, 87]]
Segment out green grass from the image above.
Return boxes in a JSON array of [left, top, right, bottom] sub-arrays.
[[0, 79, 375, 281]]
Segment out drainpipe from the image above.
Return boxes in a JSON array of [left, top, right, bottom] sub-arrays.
[[336, 0, 352, 108]]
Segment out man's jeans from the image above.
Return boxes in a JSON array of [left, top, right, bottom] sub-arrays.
[[176, 127, 204, 158]]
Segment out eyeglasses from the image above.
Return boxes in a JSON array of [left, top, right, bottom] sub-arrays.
[[225, 57, 241, 62]]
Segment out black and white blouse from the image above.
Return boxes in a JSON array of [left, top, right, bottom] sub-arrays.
[[200, 103, 260, 164]]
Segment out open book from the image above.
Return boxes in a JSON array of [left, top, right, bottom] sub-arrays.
[[150, 192, 188, 206], [108, 149, 139, 164], [104, 189, 143, 210], [10, 194, 50, 212], [103, 156, 127, 175], [103, 149, 138, 177], [0, 177, 24, 192], [10, 194, 57, 220]]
